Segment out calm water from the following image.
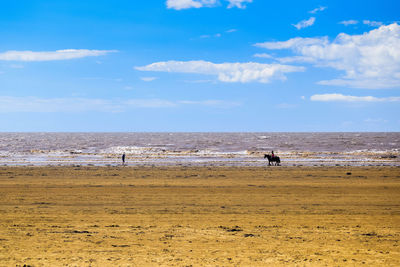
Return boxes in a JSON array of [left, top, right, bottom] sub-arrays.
[[0, 132, 398, 166]]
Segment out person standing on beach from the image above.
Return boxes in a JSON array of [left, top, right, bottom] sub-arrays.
[[122, 153, 126, 165]]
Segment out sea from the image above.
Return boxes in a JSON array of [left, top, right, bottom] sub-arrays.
[[0, 132, 399, 167]]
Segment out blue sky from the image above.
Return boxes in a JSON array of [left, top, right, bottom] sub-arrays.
[[0, 0, 399, 131]]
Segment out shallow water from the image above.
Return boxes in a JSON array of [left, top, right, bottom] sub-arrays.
[[0, 132, 398, 166]]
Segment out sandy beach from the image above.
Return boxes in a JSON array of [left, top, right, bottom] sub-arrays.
[[1, 166, 399, 266]]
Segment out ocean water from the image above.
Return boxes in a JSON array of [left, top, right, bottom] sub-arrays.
[[0, 132, 399, 166]]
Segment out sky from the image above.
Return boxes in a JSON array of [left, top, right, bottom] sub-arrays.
[[0, 0, 399, 132]]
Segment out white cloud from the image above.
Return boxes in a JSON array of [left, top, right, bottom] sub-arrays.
[[310, 93, 400, 102], [339, 20, 359, 26], [255, 23, 400, 89], [277, 56, 317, 63], [197, 33, 222, 40], [140, 77, 158, 82], [255, 37, 328, 50], [166, 0, 216, 10], [135, 60, 304, 83], [253, 53, 273, 59], [339, 20, 382, 27], [0, 49, 116, 62], [363, 20, 383, 27], [0, 96, 240, 112], [226, 29, 237, 33], [226, 0, 252, 9], [309, 6, 327, 14], [166, 0, 251, 10], [198, 32, 221, 39], [292, 17, 316, 30], [317, 78, 400, 88]]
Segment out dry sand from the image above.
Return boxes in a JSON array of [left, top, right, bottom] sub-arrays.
[[0, 166, 399, 266]]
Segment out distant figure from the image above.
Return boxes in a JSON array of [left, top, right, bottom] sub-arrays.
[[264, 152, 280, 166], [122, 153, 126, 165]]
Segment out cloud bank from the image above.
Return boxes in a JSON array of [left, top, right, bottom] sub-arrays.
[[0, 96, 240, 112], [255, 23, 400, 89], [136, 60, 304, 83], [310, 93, 400, 102], [0, 49, 116, 61]]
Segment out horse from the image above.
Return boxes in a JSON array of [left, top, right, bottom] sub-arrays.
[[264, 154, 280, 166]]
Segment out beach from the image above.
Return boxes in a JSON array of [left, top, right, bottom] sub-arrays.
[[1, 166, 399, 266]]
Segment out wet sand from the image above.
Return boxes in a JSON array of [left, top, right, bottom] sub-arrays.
[[0, 166, 399, 266]]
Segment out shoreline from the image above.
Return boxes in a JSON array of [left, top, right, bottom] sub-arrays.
[[1, 164, 400, 169], [0, 156, 398, 167]]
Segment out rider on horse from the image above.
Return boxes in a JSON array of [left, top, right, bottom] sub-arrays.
[[264, 151, 280, 165]]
